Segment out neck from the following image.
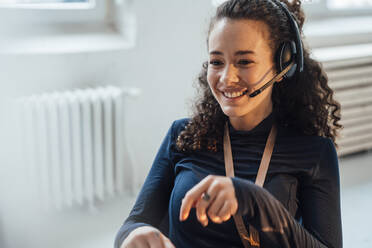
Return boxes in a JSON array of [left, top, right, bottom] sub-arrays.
[[229, 101, 273, 131]]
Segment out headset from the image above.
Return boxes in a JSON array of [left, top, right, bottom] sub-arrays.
[[248, 0, 304, 97], [273, 0, 304, 78]]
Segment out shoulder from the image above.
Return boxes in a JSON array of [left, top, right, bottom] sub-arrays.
[[278, 125, 336, 150], [318, 137, 338, 167], [310, 136, 339, 181], [171, 117, 191, 137], [300, 135, 338, 162], [277, 126, 339, 169], [298, 134, 338, 164], [288, 134, 340, 183]]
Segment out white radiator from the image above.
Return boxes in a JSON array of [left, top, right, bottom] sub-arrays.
[[314, 44, 372, 156], [15, 86, 140, 211]]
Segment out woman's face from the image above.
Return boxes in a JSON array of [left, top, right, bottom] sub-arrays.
[[207, 18, 279, 118]]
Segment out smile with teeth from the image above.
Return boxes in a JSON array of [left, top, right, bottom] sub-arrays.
[[223, 89, 249, 99]]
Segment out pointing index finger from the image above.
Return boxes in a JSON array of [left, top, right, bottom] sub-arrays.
[[179, 175, 214, 221]]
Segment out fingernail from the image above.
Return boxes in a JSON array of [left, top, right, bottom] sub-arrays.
[[200, 214, 206, 221], [202, 221, 208, 227], [180, 213, 187, 221]]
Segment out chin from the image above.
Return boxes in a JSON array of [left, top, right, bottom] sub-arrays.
[[222, 107, 249, 118]]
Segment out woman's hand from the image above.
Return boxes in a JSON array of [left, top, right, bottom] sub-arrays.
[[121, 226, 176, 248], [179, 175, 238, 227]]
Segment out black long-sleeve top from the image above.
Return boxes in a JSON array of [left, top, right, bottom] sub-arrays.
[[114, 113, 342, 248]]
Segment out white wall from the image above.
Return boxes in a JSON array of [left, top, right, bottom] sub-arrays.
[[0, 1, 215, 247], [3, 2, 370, 247]]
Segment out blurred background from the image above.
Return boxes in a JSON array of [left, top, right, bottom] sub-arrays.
[[0, 0, 371, 247]]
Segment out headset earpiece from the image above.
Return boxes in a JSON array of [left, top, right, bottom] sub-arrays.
[[271, 0, 304, 80], [276, 41, 297, 79]]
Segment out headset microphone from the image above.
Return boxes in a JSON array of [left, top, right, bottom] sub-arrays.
[[248, 61, 295, 98]]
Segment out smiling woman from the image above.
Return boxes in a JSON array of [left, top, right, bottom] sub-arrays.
[[115, 1, 343, 248], [206, 19, 281, 131], [177, 0, 340, 153]]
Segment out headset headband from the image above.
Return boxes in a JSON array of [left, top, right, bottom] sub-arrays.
[[271, 0, 304, 73]]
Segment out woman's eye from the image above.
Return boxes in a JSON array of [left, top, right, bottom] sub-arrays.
[[209, 60, 223, 66], [238, 60, 253, 65]]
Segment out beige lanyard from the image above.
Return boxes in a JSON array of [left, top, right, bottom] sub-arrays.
[[223, 121, 277, 248]]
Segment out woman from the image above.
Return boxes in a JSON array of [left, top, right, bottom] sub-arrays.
[[115, 0, 343, 247]]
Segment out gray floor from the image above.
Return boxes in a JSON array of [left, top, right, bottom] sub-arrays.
[[83, 151, 372, 248], [339, 151, 372, 248]]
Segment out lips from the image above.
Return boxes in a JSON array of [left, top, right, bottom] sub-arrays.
[[221, 88, 248, 94], [220, 89, 249, 98], [220, 92, 248, 103]]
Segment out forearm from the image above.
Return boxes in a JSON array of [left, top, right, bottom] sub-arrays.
[[231, 177, 332, 248], [114, 120, 179, 248], [114, 180, 172, 248], [114, 218, 152, 248]]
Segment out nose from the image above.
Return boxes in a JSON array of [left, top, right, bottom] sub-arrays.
[[220, 64, 239, 85]]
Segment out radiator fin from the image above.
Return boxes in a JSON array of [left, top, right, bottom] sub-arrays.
[[16, 86, 136, 210]]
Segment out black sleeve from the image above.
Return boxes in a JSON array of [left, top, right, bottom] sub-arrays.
[[114, 121, 177, 248], [231, 138, 342, 248]]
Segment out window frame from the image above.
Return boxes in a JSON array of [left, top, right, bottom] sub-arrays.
[[211, 0, 372, 19], [0, 0, 136, 54], [0, 0, 106, 25], [209, 0, 372, 50], [304, 0, 372, 20], [0, 0, 107, 29], [302, 0, 372, 48]]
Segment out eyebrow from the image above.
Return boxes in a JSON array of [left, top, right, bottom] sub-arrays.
[[209, 50, 256, 56]]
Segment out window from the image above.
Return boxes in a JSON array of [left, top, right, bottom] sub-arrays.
[[327, 0, 372, 10], [211, 0, 227, 7], [0, 0, 103, 25], [0, 0, 89, 3], [303, 0, 372, 48], [0, 0, 136, 54], [0, 0, 94, 10], [304, 0, 372, 19]]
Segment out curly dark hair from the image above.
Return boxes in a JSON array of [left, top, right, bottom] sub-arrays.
[[176, 0, 342, 153]]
